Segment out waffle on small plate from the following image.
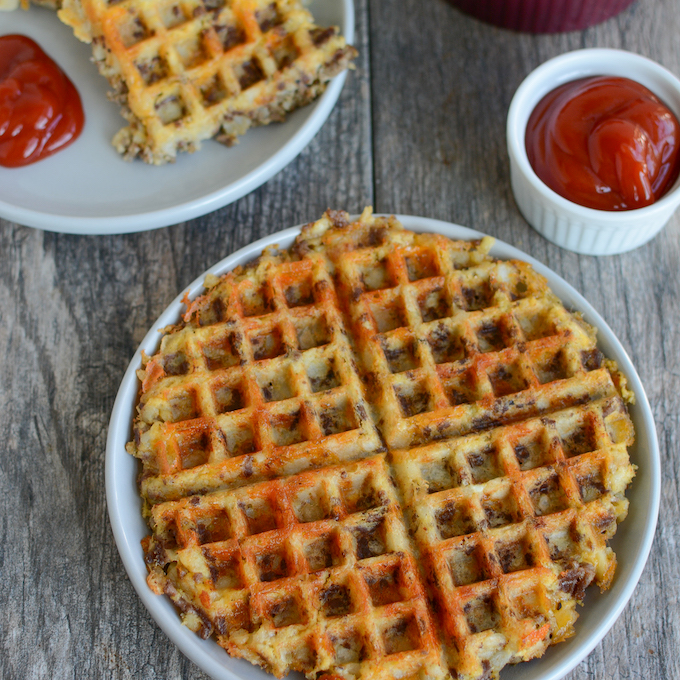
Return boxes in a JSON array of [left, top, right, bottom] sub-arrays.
[[126, 209, 637, 680], [56, 0, 356, 164]]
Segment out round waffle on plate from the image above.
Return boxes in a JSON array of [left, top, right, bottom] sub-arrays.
[[108, 210, 659, 680]]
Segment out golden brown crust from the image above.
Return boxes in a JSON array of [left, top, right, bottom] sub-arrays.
[[57, 0, 357, 163], [127, 209, 636, 679]]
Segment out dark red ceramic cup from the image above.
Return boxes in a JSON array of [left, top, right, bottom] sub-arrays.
[[447, 0, 637, 33]]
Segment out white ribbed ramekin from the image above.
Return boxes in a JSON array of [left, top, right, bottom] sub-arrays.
[[507, 48, 680, 256]]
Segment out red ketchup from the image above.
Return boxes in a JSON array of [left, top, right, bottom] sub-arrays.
[[0, 34, 84, 168], [525, 76, 680, 211]]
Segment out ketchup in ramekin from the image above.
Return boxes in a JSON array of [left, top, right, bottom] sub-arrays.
[[0, 34, 84, 168], [525, 76, 680, 211]]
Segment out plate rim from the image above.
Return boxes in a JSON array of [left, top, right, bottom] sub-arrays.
[[0, 0, 355, 235], [106, 214, 660, 680]]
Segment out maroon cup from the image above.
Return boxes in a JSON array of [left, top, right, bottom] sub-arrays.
[[447, 0, 637, 33]]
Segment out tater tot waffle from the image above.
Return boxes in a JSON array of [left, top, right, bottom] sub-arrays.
[[58, 0, 357, 163], [128, 208, 636, 679]]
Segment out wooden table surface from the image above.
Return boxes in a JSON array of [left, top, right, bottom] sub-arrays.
[[2, 1, 679, 678]]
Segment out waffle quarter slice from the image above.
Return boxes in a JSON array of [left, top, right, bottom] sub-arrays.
[[127, 208, 636, 679], [58, 0, 357, 163], [132, 242, 383, 505]]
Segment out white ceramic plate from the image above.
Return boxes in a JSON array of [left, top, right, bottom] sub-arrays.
[[0, 1, 354, 234], [107, 216, 660, 680]]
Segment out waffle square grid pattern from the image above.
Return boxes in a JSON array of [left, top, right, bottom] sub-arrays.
[[128, 209, 636, 680], [58, 0, 357, 163]]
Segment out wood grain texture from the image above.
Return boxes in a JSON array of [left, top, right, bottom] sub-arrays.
[[1, 0, 679, 678]]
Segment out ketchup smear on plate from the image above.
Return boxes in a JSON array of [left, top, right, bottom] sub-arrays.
[[0, 34, 84, 168], [526, 76, 680, 211]]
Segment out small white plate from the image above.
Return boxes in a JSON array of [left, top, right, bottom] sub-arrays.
[[0, 0, 354, 234], [107, 216, 660, 680]]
